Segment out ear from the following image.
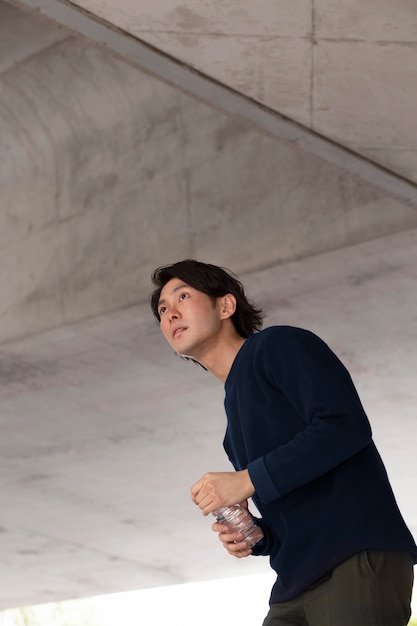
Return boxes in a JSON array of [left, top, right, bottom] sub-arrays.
[[219, 294, 237, 320]]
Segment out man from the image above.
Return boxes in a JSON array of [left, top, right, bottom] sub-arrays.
[[150, 259, 416, 626]]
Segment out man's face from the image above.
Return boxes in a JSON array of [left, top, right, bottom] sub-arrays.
[[157, 278, 224, 360]]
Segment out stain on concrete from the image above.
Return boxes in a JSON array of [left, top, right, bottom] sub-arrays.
[[0, 353, 56, 387], [25, 473, 53, 482], [174, 6, 208, 30], [215, 119, 250, 151], [347, 264, 400, 286]]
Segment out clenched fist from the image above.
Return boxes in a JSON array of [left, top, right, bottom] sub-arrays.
[[190, 470, 255, 516]]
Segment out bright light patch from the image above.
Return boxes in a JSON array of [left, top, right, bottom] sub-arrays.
[[0, 573, 275, 626], [0, 571, 415, 625]]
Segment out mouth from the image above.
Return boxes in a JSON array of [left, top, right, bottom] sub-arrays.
[[172, 326, 187, 339]]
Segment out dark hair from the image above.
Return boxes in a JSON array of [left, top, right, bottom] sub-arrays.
[[150, 259, 264, 338]]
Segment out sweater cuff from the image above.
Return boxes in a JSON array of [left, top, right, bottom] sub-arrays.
[[248, 456, 281, 504]]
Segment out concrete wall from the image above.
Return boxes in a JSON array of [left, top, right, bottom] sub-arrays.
[[1, 2, 417, 344]]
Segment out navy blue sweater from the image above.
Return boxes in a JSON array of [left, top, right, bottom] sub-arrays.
[[223, 326, 417, 604]]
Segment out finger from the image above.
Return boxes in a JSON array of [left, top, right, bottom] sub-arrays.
[[235, 549, 252, 558], [192, 487, 217, 511], [219, 531, 243, 544], [212, 522, 229, 533], [224, 541, 252, 558], [198, 496, 217, 515], [190, 479, 202, 502], [201, 502, 217, 516]]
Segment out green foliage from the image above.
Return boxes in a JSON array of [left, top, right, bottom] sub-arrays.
[[0, 600, 101, 626]]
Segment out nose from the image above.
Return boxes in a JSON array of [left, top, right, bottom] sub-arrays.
[[167, 307, 180, 321]]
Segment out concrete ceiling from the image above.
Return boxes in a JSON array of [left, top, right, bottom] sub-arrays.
[[7, 0, 417, 192], [2, 0, 417, 343], [1, 0, 416, 615]]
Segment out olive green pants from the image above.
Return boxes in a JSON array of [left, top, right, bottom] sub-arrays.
[[263, 551, 414, 626]]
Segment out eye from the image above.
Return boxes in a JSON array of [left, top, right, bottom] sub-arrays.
[[179, 292, 189, 301], [158, 306, 168, 316]]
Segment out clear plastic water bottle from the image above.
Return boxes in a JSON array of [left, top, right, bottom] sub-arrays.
[[212, 504, 264, 548]]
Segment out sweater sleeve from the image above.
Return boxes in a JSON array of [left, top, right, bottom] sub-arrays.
[[247, 328, 372, 503]]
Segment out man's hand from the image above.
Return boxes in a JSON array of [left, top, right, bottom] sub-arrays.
[[190, 470, 255, 516], [212, 518, 252, 558]]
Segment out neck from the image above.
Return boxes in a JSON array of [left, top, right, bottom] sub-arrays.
[[193, 332, 246, 383]]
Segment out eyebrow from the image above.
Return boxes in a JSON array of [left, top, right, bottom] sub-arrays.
[[157, 283, 190, 307]]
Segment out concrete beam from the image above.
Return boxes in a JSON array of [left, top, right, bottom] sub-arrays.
[[8, 0, 417, 208]]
